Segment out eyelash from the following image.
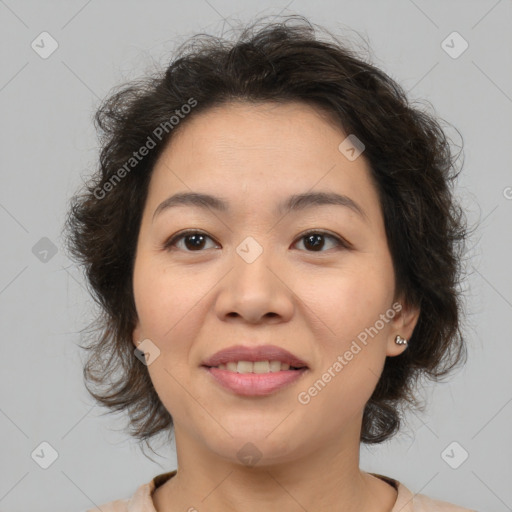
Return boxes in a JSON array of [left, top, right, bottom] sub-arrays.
[[162, 229, 350, 253]]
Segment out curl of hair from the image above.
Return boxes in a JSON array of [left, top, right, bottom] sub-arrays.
[[64, 14, 471, 451]]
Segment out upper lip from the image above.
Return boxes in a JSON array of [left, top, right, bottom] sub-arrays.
[[202, 344, 308, 368]]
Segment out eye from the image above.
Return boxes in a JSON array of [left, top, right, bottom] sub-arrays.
[[293, 230, 349, 252], [163, 230, 218, 252], [163, 229, 350, 253]]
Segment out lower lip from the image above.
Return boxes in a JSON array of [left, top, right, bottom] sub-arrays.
[[203, 366, 308, 396]]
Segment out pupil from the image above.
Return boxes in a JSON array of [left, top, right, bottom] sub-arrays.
[[186, 234, 205, 250], [305, 234, 324, 251]]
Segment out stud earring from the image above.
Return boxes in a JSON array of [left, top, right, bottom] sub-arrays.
[[395, 335, 408, 346]]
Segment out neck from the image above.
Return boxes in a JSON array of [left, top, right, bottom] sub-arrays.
[[152, 419, 397, 512]]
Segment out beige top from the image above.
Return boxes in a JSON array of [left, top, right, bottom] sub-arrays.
[[87, 471, 476, 512]]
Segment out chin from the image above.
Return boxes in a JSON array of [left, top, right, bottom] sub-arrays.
[[201, 425, 307, 466]]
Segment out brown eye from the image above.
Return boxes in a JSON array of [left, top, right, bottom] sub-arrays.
[[164, 230, 218, 251], [163, 229, 349, 253], [294, 230, 348, 252]]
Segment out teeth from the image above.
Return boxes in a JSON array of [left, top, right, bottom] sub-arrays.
[[214, 360, 296, 373], [226, 361, 238, 372], [237, 361, 253, 373], [253, 361, 269, 373], [269, 360, 282, 372]]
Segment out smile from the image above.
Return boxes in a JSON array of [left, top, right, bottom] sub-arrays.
[[203, 365, 308, 396], [207, 360, 305, 373]]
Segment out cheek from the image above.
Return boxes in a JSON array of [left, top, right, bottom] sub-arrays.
[[293, 258, 394, 403], [132, 258, 206, 415], [295, 259, 393, 345], [297, 357, 381, 438], [133, 256, 205, 342]]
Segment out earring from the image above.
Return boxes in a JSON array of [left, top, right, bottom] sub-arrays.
[[395, 335, 408, 346]]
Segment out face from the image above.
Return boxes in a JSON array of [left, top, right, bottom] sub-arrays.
[[131, 101, 419, 466]]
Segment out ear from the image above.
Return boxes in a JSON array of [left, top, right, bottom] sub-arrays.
[[386, 298, 420, 357], [132, 320, 143, 350]]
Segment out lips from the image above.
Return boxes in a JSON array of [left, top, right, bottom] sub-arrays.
[[201, 344, 308, 369], [205, 366, 308, 396]]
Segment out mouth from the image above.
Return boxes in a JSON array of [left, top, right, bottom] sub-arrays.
[[202, 361, 307, 373], [202, 365, 308, 396], [200, 344, 309, 396], [201, 344, 309, 370]]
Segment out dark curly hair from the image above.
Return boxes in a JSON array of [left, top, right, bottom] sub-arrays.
[[64, 14, 471, 453]]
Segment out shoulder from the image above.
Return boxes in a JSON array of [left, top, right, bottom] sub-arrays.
[[370, 473, 476, 512], [407, 491, 477, 512], [394, 479, 477, 511], [84, 471, 176, 512], [85, 497, 130, 512]]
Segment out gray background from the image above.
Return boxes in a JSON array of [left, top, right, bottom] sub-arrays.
[[1, 1, 511, 511]]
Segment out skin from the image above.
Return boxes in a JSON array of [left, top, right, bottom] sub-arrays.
[[131, 101, 420, 512]]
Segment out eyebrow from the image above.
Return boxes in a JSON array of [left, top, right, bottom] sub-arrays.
[[152, 191, 368, 222]]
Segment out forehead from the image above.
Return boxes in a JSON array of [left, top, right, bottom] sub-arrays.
[[146, 101, 381, 227], [168, 100, 343, 157]]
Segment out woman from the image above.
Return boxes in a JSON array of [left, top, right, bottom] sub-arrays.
[[66, 15, 476, 512]]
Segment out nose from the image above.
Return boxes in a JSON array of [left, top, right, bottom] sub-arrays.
[[214, 245, 295, 324]]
